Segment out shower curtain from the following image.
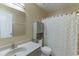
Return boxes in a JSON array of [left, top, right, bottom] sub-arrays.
[[42, 12, 78, 56]]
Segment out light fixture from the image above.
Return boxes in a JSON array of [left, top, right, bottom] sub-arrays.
[[2, 3, 25, 12]]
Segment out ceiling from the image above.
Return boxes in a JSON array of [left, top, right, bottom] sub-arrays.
[[36, 3, 78, 13]]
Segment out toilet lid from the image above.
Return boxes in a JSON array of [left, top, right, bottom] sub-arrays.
[[41, 46, 52, 55]]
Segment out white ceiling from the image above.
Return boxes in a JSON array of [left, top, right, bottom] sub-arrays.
[[36, 3, 78, 13]]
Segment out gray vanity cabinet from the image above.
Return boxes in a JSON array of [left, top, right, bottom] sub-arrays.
[[27, 47, 41, 56]]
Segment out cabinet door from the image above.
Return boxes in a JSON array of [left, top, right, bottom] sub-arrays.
[[27, 47, 41, 56], [37, 22, 44, 33]]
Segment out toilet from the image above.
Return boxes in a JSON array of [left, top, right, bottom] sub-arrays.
[[38, 40, 52, 56], [41, 46, 52, 56]]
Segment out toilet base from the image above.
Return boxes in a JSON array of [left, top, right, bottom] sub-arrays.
[[41, 53, 52, 56], [41, 54, 45, 56]]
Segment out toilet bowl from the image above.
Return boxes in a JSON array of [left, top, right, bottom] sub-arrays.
[[41, 46, 52, 56]]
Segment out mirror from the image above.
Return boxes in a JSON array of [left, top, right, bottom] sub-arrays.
[[0, 4, 26, 39], [0, 10, 12, 38], [12, 11, 26, 37]]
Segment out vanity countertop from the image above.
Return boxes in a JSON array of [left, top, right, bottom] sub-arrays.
[[0, 41, 42, 56]]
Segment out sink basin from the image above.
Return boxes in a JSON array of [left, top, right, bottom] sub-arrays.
[[5, 47, 27, 56]]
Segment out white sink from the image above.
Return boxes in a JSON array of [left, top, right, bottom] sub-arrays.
[[5, 47, 27, 56]]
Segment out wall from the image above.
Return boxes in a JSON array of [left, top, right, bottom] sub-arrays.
[[0, 4, 29, 48], [48, 4, 79, 16], [25, 3, 48, 40], [77, 15, 79, 54]]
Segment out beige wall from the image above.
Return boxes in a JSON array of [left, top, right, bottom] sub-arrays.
[[48, 4, 79, 16], [25, 3, 48, 40]]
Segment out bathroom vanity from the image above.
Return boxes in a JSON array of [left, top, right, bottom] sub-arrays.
[[27, 47, 41, 56], [0, 41, 42, 56]]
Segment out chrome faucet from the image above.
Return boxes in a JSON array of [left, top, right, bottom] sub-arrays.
[[11, 43, 17, 49]]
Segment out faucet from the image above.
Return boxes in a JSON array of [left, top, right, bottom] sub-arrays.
[[11, 43, 17, 49]]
